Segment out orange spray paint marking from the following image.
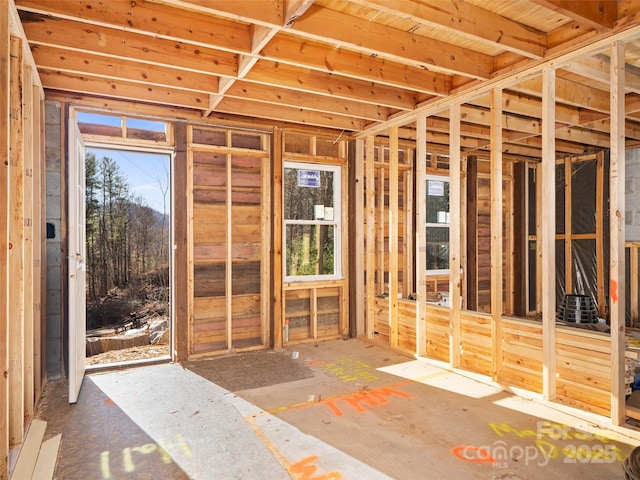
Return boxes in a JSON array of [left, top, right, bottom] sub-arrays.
[[452, 445, 495, 463], [611, 279, 619, 303], [290, 456, 342, 480]]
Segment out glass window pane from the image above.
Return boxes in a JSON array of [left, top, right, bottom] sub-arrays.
[[284, 167, 335, 220], [426, 227, 449, 271], [426, 180, 450, 224], [286, 224, 335, 276]]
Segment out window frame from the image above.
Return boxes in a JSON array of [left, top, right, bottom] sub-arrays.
[[425, 174, 451, 276], [283, 161, 342, 282]]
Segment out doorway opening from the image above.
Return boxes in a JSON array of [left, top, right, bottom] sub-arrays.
[[83, 147, 172, 366]]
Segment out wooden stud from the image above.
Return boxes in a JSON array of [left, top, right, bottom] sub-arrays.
[[536, 161, 543, 315], [415, 115, 427, 356], [365, 136, 375, 338], [260, 137, 271, 346], [271, 128, 283, 348], [389, 126, 399, 348], [609, 40, 626, 426], [353, 139, 365, 337], [33, 88, 44, 406], [377, 159, 385, 297], [490, 89, 504, 382], [1, 2, 10, 476], [22, 62, 34, 422], [8, 35, 24, 446], [226, 150, 233, 350], [450, 104, 462, 367], [541, 66, 557, 402], [340, 147, 349, 338], [173, 121, 189, 360]]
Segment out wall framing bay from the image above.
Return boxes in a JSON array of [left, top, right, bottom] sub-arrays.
[[188, 125, 271, 357]]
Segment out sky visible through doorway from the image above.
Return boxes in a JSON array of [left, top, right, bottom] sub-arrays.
[[86, 147, 170, 215]]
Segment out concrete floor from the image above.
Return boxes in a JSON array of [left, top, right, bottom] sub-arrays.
[[36, 338, 640, 479]]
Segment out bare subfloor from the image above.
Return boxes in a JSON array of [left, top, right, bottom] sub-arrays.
[[37, 339, 639, 479]]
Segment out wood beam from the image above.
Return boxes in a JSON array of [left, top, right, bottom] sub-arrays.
[[21, 15, 238, 78], [31, 45, 220, 94], [284, 0, 314, 27], [147, 0, 493, 79], [225, 81, 391, 122], [353, 139, 365, 337], [214, 96, 366, 131], [449, 105, 462, 367], [365, 136, 375, 339], [37, 71, 209, 110], [246, 60, 419, 111], [541, 66, 557, 402], [389, 126, 399, 349], [349, 0, 546, 59], [0, 1, 10, 476], [609, 40, 626, 426], [529, 0, 617, 31], [16, 0, 252, 53], [292, 5, 493, 79], [8, 36, 24, 446], [271, 127, 283, 348], [415, 115, 427, 357], [22, 62, 34, 423], [260, 34, 450, 96], [490, 89, 503, 382], [173, 121, 189, 360]]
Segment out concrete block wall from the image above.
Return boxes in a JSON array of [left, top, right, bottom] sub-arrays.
[[627, 149, 640, 241], [45, 101, 64, 379]]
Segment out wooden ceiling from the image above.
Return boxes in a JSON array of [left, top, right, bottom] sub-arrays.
[[13, 0, 640, 158]]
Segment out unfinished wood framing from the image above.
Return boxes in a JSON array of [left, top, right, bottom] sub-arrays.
[[365, 135, 375, 339], [541, 66, 557, 402], [353, 139, 365, 337], [8, 35, 24, 446], [389, 126, 399, 349], [22, 62, 34, 423], [6, 3, 640, 468], [415, 116, 427, 357], [449, 106, 462, 367], [1, 2, 10, 477], [610, 40, 626, 426], [490, 88, 504, 381]]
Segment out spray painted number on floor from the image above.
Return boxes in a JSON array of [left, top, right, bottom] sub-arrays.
[[309, 356, 379, 383], [307, 385, 411, 417], [99, 434, 193, 478], [290, 456, 342, 480]]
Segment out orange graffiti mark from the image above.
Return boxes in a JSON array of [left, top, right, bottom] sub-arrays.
[[611, 279, 619, 303], [315, 385, 411, 417], [290, 456, 342, 480], [452, 445, 495, 463]]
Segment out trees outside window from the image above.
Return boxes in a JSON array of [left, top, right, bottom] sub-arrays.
[[426, 175, 450, 274], [284, 162, 341, 281]]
